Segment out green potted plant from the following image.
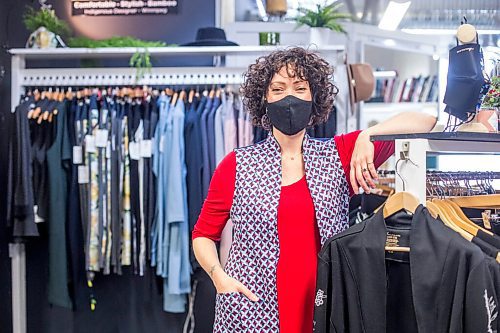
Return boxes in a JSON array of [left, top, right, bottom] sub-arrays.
[[23, 3, 71, 48], [295, 1, 351, 45]]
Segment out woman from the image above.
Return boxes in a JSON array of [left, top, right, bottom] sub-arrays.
[[192, 47, 436, 332]]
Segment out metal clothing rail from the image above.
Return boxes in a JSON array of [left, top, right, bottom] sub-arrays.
[[8, 45, 344, 333], [371, 133, 500, 204]]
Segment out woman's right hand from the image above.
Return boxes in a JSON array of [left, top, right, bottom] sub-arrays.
[[212, 270, 260, 302]]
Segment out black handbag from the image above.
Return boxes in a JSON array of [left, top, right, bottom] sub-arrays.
[[443, 40, 485, 121]]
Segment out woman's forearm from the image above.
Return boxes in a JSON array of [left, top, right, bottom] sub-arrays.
[[362, 111, 437, 137], [193, 237, 225, 282]]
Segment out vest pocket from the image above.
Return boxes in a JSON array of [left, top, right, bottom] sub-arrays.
[[214, 292, 242, 331]]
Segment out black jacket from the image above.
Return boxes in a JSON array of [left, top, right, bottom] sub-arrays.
[[314, 205, 499, 333]]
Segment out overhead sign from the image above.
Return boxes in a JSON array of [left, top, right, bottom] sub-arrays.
[[71, 0, 178, 16]]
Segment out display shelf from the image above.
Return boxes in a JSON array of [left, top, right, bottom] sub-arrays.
[[8, 45, 344, 59], [371, 132, 500, 143]]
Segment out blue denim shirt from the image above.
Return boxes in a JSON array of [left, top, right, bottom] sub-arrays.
[[152, 96, 191, 313]]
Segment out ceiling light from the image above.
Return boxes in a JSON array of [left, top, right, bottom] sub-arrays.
[[432, 54, 440, 61], [378, 1, 411, 31], [383, 39, 396, 47]]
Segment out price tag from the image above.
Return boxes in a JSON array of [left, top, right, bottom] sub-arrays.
[[95, 129, 109, 148], [106, 142, 111, 159], [85, 135, 96, 153], [73, 146, 83, 164], [129, 142, 140, 160], [140, 140, 152, 158], [482, 210, 492, 230], [78, 165, 89, 184]]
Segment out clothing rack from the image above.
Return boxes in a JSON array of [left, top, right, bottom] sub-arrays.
[[7, 45, 345, 333], [370, 132, 500, 203]]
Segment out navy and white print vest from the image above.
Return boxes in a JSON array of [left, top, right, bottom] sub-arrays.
[[213, 134, 349, 332]]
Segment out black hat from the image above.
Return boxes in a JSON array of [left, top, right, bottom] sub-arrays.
[[181, 27, 238, 47]]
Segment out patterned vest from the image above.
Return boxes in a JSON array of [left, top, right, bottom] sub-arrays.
[[213, 134, 349, 332]]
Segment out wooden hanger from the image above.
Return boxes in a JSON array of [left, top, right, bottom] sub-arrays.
[[178, 89, 186, 103], [426, 201, 474, 242], [383, 191, 420, 253], [432, 199, 480, 236], [444, 199, 496, 236], [383, 191, 420, 218], [65, 88, 73, 100], [165, 88, 174, 96], [449, 194, 500, 210], [188, 88, 195, 104], [33, 89, 41, 102], [171, 91, 179, 106]]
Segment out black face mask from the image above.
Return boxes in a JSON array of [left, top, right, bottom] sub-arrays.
[[266, 95, 313, 136]]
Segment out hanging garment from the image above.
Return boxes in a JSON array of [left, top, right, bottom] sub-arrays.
[[313, 205, 499, 333], [200, 96, 213, 199], [223, 92, 237, 156], [214, 94, 225, 165], [163, 99, 191, 313], [66, 97, 87, 308], [236, 97, 245, 148], [184, 95, 204, 268], [207, 96, 221, 176], [7, 97, 39, 237], [151, 94, 171, 276], [46, 99, 73, 308]]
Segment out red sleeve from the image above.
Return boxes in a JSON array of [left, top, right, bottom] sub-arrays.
[[192, 151, 236, 242], [334, 130, 395, 197]]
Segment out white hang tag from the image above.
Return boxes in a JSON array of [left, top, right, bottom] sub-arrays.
[[85, 135, 96, 153], [73, 146, 83, 164], [95, 129, 109, 148], [78, 165, 89, 184], [140, 140, 152, 158], [106, 142, 111, 159], [129, 142, 141, 160], [159, 135, 165, 153]]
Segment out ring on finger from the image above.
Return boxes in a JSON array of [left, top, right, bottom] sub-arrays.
[[367, 162, 374, 165], [362, 168, 368, 173]]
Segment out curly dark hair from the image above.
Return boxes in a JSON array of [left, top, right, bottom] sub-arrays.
[[241, 47, 338, 128]]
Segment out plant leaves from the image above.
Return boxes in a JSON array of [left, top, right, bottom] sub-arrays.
[[294, 1, 350, 32]]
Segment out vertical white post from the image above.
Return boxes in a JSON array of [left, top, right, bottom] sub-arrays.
[[10, 52, 27, 333], [394, 139, 428, 204], [11, 55, 25, 112], [9, 243, 26, 333]]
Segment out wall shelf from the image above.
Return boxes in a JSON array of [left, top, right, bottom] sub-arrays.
[[8, 45, 344, 59]]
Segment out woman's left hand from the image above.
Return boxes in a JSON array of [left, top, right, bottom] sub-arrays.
[[350, 131, 378, 194]]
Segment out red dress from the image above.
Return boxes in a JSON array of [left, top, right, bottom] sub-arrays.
[[193, 131, 394, 332]]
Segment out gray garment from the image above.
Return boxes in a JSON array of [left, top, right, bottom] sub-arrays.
[[236, 97, 245, 148], [223, 92, 237, 155], [214, 97, 225, 166], [200, 97, 213, 199], [207, 97, 220, 177], [243, 98, 254, 147]]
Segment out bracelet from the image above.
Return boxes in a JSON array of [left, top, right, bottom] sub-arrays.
[[209, 264, 222, 278]]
